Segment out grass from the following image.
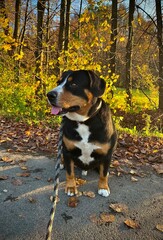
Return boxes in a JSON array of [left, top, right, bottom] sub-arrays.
[[110, 88, 158, 112]]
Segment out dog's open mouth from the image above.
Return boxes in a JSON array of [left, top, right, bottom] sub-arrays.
[[51, 105, 80, 115]]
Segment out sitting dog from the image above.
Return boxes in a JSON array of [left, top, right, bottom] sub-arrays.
[[47, 70, 117, 197]]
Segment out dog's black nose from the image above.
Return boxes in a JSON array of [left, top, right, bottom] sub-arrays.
[[47, 91, 57, 101], [47, 91, 57, 104]]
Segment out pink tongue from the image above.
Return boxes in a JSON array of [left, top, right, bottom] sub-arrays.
[[51, 106, 62, 115]]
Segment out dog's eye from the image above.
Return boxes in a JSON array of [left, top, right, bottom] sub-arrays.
[[70, 82, 78, 88]]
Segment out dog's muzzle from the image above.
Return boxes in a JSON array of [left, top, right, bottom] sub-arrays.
[[47, 91, 80, 115]]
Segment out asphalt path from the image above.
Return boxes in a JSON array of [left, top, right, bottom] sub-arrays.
[[0, 148, 163, 240]]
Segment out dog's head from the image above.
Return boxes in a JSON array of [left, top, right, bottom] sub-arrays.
[[47, 70, 106, 121]]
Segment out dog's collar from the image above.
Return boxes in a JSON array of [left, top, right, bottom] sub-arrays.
[[87, 98, 102, 120], [65, 99, 102, 123]]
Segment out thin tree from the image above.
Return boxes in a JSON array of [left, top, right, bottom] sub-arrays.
[[125, 0, 135, 106], [35, 0, 46, 96], [45, 0, 50, 77], [56, 0, 65, 75], [155, 0, 163, 110], [109, 0, 118, 76], [78, 0, 83, 38], [13, 0, 21, 43], [64, 0, 71, 52]]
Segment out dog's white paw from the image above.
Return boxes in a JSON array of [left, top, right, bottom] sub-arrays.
[[82, 170, 88, 176], [60, 163, 64, 169], [98, 189, 110, 197], [67, 190, 75, 196]]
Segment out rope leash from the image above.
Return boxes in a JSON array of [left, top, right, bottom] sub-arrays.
[[45, 119, 64, 240]]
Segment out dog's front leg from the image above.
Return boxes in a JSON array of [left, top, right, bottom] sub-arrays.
[[98, 163, 110, 197], [65, 160, 77, 196]]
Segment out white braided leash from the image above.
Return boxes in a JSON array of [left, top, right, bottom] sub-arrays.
[[45, 119, 64, 240]]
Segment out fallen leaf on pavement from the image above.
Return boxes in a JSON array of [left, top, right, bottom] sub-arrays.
[[11, 179, 23, 186], [20, 165, 28, 170], [131, 176, 138, 182], [152, 164, 163, 174], [90, 214, 100, 224], [83, 191, 95, 198], [100, 213, 115, 223], [16, 172, 30, 177], [28, 197, 37, 203], [75, 178, 87, 186], [1, 156, 13, 162], [124, 218, 140, 229], [156, 224, 163, 232], [109, 203, 128, 213], [68, 196, 79, 208], [0, 175, 9, 180]]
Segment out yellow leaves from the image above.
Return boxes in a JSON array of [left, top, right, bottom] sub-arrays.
[[2, 43, 12, 51], [119, 36, 125, 42], [14, 51, 24, 60], [0, 17, 9, 28]]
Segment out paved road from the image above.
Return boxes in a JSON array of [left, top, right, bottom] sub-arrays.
[[0, 148, 163, 240]]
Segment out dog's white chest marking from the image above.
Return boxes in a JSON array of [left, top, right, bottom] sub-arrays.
[[75, 123, 101, 165]]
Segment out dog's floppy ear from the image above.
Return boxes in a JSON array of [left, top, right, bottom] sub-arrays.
[[61, 70, 73, 79], [88, 70, 106, 97]]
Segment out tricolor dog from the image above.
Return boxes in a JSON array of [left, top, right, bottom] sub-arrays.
[[47, 70, 117, 197]]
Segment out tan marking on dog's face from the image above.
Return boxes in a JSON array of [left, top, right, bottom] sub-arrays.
[[98, 164, 109, 190], [93, 142, 111, 155], [63, 135, 77, 150], [67, 76, 73, 82], [58, 88, 94, 117], [58, 90, 87, 109]]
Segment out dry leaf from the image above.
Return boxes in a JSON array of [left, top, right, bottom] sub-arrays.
[[100, 213, 115, 223], [47, 177, 54, 182], [25, 130, 31, 136], [109, 203, 128, 213], [0, 175, 9, 180], [83, 191, 95, 198], [75, 178, 87, 186], [1, 156, 13, 162], [11, 179, 23, 186], [28, 197, 37, 203], [68, 196, 79, 208], [152, 164, 163, 174], [16, 172, 30, 177], [131, 176, 138, 182], [156, 224, 163, 232], [90, 214, 100, 224], [34, 176, 42, 180], [124, 218, 140, 229], [20, 166, 28, 170]]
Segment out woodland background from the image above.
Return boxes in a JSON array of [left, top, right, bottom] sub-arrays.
[[0, 0, 163, 137]]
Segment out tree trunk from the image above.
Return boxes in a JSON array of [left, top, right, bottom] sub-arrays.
[[64, 0, 71, 52], [13, 0, 21, 41], [109, 0, 117, 76], [13, 0, 21, 81], [125, 0, 135, 106], [78, 0, 83, 38], [45, 0, 50, 77], [56, 0, 65, 75], [35, 0, 46, 97], [155, 0, 163, 111]]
